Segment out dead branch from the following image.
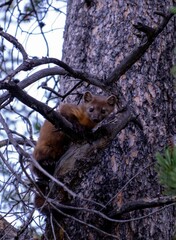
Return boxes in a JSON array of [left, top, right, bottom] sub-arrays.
[[0, 152, 29, 188], [0, 0, 13, 8], [25, 58, 106, 90], [0, 30, 28, 61], [106, 12, 173, 84], [0, 81, 137, 195], [0, 111, 79, 202], [104, 163, 154, 209], [0, 138, 35, 148], [0, 66, 103, 107], [49, 202, 120, 239], [0, 11, 174, 104], [0, 30, 104, 90], [0, 81, 78, 139], [41, 79, 84, 99], [109, 196, 176, 217], [0, 66, 68, 106], [35, 191, 176, 236], [0, 30, 109, 95], [55, 109, 133, 177], [50, 195, 176, 223], [0, 81, 131, 143]]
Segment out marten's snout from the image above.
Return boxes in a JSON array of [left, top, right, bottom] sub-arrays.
[[91, 113, 102, 123], [92, 117, 100, 123]]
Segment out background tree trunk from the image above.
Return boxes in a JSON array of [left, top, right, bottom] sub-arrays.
[[45, 1, 176, 239]]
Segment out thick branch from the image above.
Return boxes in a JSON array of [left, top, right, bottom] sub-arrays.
[[20, 57, 106, 89], [0, 81, 79, 139], [0, 30, 105, 90], [110, 196, 176, 217], [50, 195, 176, 223], [0, 12, 173, 105], [0, 81, 119, 142], [0, 66, 67, 106], [55, 109, 133, 178], [106, 12, 173, 84]]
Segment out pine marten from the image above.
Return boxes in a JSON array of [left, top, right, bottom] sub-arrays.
[[33, 91, 116, 179]]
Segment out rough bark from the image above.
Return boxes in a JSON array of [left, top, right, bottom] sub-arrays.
[[45, 1, 176, 239]]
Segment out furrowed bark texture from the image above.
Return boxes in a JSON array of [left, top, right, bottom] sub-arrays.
[[45, 1, 176, 239]]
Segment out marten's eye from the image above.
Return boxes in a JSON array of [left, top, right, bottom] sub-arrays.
[[89, 107, 94, 112], [101, 108, 106, 114]]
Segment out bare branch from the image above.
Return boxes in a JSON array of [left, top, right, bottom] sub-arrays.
[[0, 81, 78, 139], [48, 195, 175, 224], [23, 58, 106, 90], [0, 66, 67, 106], [0, 152, 28, 189], [106, 12, 173, 84], [0, 0, 13, 8], [110, 196, 176, 217], [21, 57, 106, 89], [0, 30, 28, 61], [0, 65, 103, 107], [41, 79, 84, 99], [133, 22, 156, 36], [0, 138, 35, 148], [47, 197, 175, 238], [103, 163, 154, 209], [0, 81, 122, 142], [154, 11, 167, 18], [55, 109, 133, 177], [0, 111, 79, 202], [0, 29, 106, 93], [15, 209, 35, 239], [0, 29, 112, 101], [49, 203, 120, 239]]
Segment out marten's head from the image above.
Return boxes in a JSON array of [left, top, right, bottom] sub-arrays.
[[83, 91, 116, 124]]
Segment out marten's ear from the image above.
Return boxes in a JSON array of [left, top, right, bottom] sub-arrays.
[[107, 95, 116, 106], [84, 91, 93, 102]]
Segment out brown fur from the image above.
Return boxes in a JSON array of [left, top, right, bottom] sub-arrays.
[[33, 92, 116, 178]]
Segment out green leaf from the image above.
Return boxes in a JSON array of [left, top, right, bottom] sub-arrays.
[[156, 147, 176, 195], [171, 66, 176, 77], [170, 7, 176, 14]]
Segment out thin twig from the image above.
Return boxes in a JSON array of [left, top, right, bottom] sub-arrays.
[[103, 163, 154, 209]]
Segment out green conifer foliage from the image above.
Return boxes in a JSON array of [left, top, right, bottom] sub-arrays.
[[156, 147, 176, 195]]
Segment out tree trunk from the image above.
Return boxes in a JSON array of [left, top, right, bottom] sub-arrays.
[[45, 1, 176, 239]]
